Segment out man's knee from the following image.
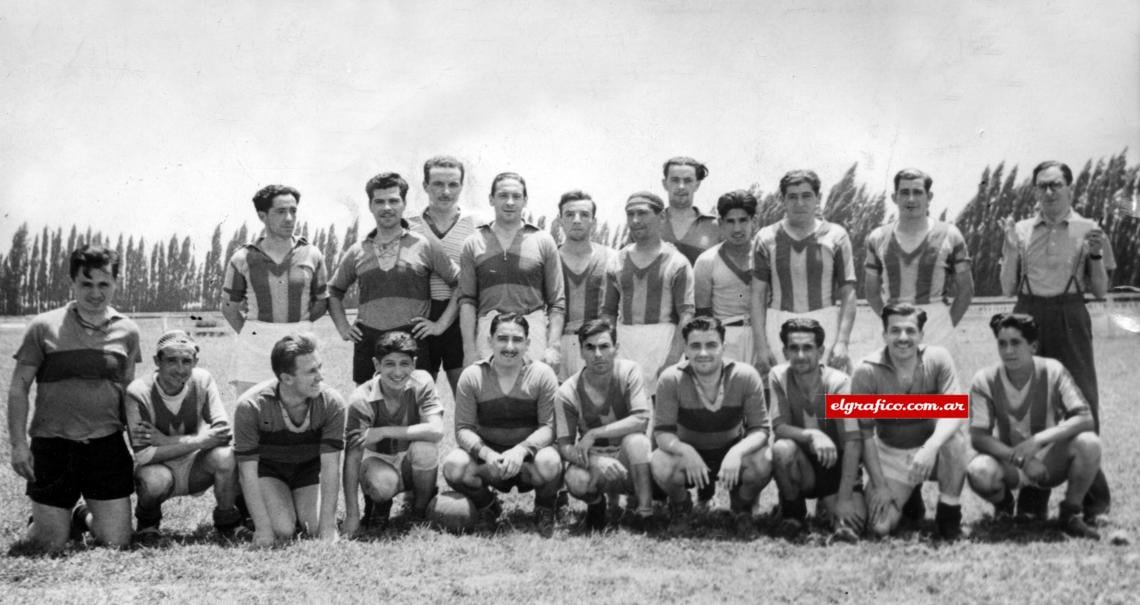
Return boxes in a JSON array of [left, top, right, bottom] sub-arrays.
[[621, 433, 651, 465], [442, 449, 472, 485], [740, 448, 773, 486], [204, 446, 236, 474], [564, 465, 594, 499], [407, 441, 440, 470], [650, 449, 682, 487], [771, 439, 799, 468], [1070, 431, 1102, 463], [966, 454, 1004, 495], [532, 447, 563, 484], [362, 466, 401, 502], [135, 465, 175, 502]]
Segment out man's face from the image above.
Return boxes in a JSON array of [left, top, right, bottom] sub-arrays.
[[626, 202, 662, 243], [369, 186, 406, 231], [490, 179, 527, 224], [892, 177, 931, 221], [1033, 166, 1073, 217], [258, 194, 298, 239], [719, 208, 757, 247], [996, 327, 1036, 372], [72, 265, 117, 316], [375, 351, 416, 390], [580, 330, 617, 375], [783, 331, 822, 376], [155, 349, 197, 393], [560, 200, 596, 242], [685, 329, 725, 376], [781, 182, 820, 227], [283, 352, 323, 399], [489, 322, 529, 368], [424, 167, 463, 210], [884, 313, 923, 363], [662, 165, 701, 208]]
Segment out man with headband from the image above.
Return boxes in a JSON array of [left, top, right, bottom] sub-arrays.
[[126, 330, 243, 540], [602, 191, 695, 397]]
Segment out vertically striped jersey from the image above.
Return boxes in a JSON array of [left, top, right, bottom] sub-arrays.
[[329, 228, 459, 330], [14, 303, 142, 441], [560, 243, 615, 335], [554, 359, 650, 447], [233, 381, 346, 464], [408, 210, 478, 301], [864, 222, 971, 305], [662, 207, 722, 265], [603, 243, 695, 325], [222, 237, 329, 323], [653, 360, 770, 450], [769, 364, 860, 448], [851, 345, 959, 450], [458, 223, 566, 317], [969, 356, 1089, 445], [454, 358, 558, 456], [126, 368, 230, 465], [344, 370, 444, 456], [752, 221, 855, 312], [694, 243, 752, 321]]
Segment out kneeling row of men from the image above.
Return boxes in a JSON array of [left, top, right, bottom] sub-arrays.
[[110, 302, 1102, 548]]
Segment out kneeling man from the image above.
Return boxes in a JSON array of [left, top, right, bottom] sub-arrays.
[[652, 317, 772, 536], [443, 313, 563, 536], [343, 331, 444, 535], [966, 313, 1102, 539], [128, 330, 242, 539], [853, 303, 968, 540], [769, 319, 866, 541], [555, 319, 654, 531]]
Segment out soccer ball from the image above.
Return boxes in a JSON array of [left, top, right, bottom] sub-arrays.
[[428, 491, 477, 533]]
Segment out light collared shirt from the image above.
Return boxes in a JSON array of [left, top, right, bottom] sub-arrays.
[[1000, 209, 1116, 297]]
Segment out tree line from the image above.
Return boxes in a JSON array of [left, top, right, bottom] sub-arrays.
[[1, 152, 1136, 316]]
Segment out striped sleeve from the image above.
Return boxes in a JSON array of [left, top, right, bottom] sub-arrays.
[[740, 367, 770, 437], [1053, 364, 1091, 418], [541, 235, 566, 315], [946, 225, 972, 273], [328, 244, 360, 300], [864, 228, 885, 274], [222, 251, 248, 302], [318, 390, 346, 454], [672, 258, 696, 316], [553, 381, 580, 445], [752, 237, 771, 283], [829, 372, 860, 442], [833, 228, 856, 287]]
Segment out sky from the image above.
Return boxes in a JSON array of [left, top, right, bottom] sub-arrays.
[[1, 0, 1138, 255]]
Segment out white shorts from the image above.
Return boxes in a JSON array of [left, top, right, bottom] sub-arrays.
[[138, 450, 209, 498], [765, 307, 838, 363], [723, 325, 753, 366], [915, 303, 957, 351], [616, 323, 675, 396], [233, 320, 313, 385], [873, 438, 923, 488], [363, 449, 409, 493], [475, 310, 549, 363], [1016, 443, 1055, 489], [559, 334, 584, 381]]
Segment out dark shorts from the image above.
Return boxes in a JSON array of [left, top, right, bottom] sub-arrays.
[[422, 299, 464, 374], [258, 457, 321, 490], [481, 442, 535, 494], [799, 444, 862, 499], [27, 433, 134, 509], [688, 444, 735, 502], [352, 322, 431, 385]]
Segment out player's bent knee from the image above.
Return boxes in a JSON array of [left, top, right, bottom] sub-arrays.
[[533, 447, 563, 482], [564, 466, 593, 499], [407, 441, 439, 470], [621, 433, 651, 464], [205, 446, 236, 473], [442, 449, 472, 484], [1070, 431, 1102, 460], [965, 455, 1003, 492], [771, 439, 798, 467], [650, 449, 677, 483], [135, 465, 175, 501]]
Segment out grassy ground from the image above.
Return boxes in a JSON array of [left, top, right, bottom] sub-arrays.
[[0, 311, 1138, 604]]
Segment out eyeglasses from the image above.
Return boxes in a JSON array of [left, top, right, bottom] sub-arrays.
[[1035, 182, 1067, 193]]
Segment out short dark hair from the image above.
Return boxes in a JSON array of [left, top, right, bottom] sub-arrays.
[[893, 168, 933, 193], [373, 330, 419, 361], [559, 190, 596, 216], [252, 184, 301, 213], [716, 190, 758, 218], [779, 318, 825, 348], [423, 156, 465, 184], [577, 318, 617, 347], [881, 302, 928, 331], [365, 172, 409, 202], [1032, 160, 1073, 186], [490, 312, 529, 338], [662, 156, 709, 181], [271, 333, 318, 378], [491, 172, 528, 198], [779, 170, 822, 196], [989, 312, 1039, 343], [681, 315, 725, 343], [69, 244, 120, 280]]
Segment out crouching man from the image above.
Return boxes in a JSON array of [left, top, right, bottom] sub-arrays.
[[651, 316, 772, 537], [554, 319, 655, 531], [966, 313, 1102, 539], [769, 319, 866, 542], [443, 313, 563, 536], [128, 330, 242, 540], [342, 331, 444, 535]]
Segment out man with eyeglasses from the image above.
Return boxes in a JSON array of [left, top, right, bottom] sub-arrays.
[[999, 160, 1114, 524]]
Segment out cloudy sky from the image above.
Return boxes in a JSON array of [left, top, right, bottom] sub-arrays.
[[2, 0, 1137, 253]]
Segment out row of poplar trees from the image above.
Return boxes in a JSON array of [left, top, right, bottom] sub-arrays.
[[1, 151, 1137, 316]]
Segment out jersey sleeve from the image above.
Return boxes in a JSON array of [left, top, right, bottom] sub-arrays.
[[968, 370, 994, 433], [829, 373, 861, 443], [222, 251, 248, 302], [125, 379, 156, 462], [553, 381, 580, 446], [652, 369, 681, 435], [522, 364, 558, 454], [693, 252, 714, 316], [850, 363, 878, 435], [740, 367, 770, 437], [752, 237, 772, 283], [13, 318, 45, 367], [232, 400, 261, 462], [344, 387, 375, 437], [672, 258, 696, 316], [310, 247, 329, 301], [1053, 364, 1091, 418], [542, 234, 566, 316], [328, 245, 359, 300], [429, 239, 460, 288], [768, 369, 790, 430], [453, 366, 484, 455], [201, 371, 230, 430], [946, 226, 972, 273], [458, 237, 479, 308], [319, 390, 346, 453], [930, 346, 961, 394], [601, 255, 621, 319], [834, 228, 857, 288], [623, 361, 651, 419]]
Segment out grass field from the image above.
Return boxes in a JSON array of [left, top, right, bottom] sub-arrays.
[[0, 310, 1138, 604]]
